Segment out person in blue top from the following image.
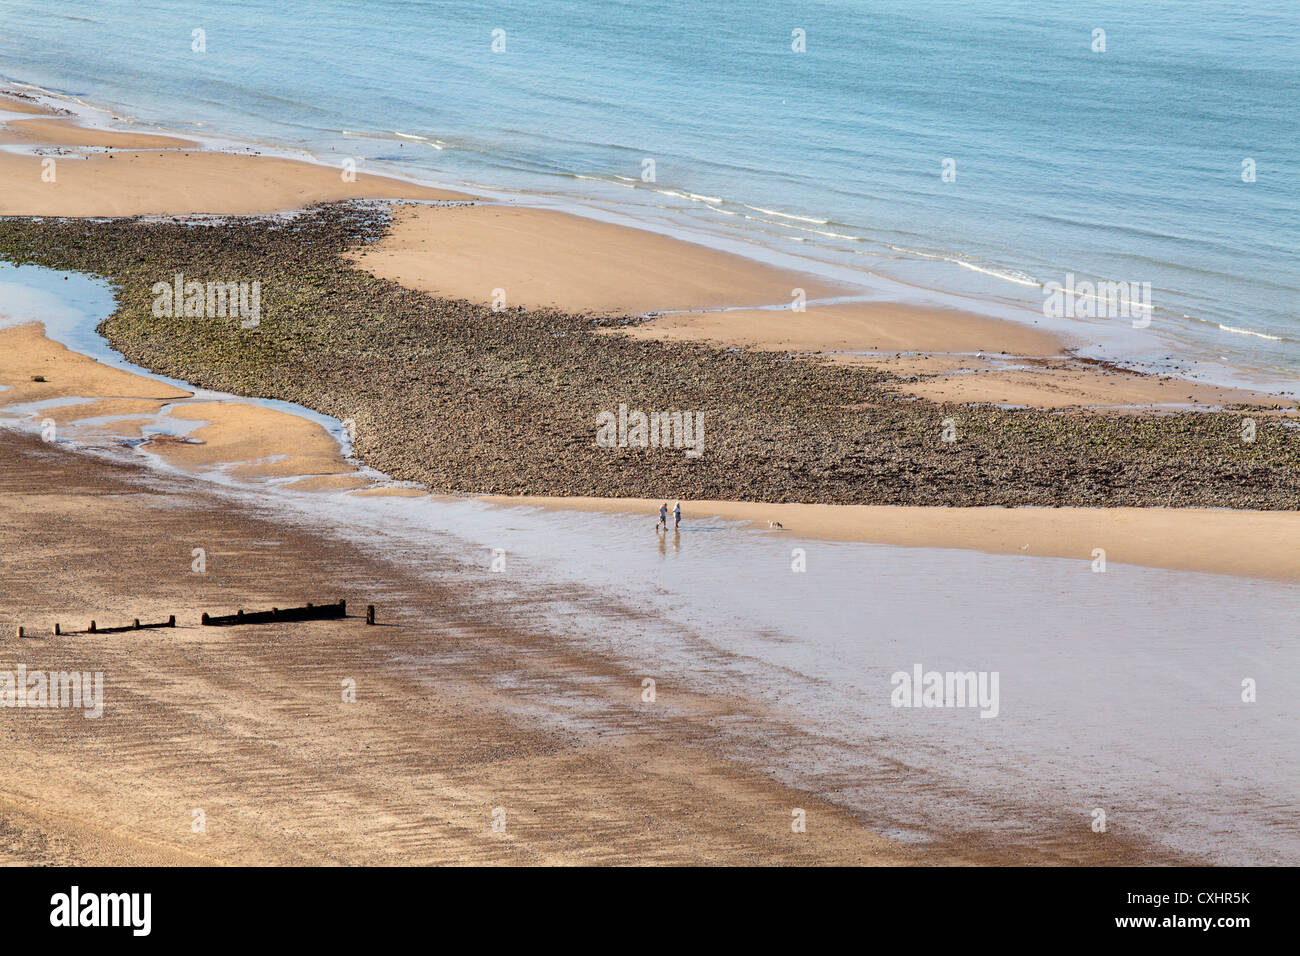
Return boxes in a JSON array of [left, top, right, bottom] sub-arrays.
[[656, 502, 668, 532]]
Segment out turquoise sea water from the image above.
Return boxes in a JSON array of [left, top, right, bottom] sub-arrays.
[[1, 0, 1296, 386]]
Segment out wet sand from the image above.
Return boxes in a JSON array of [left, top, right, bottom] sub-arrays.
[[492, 495, 1300, 583], [3, 430, 1177, 866], [0, 322, 357, 480]]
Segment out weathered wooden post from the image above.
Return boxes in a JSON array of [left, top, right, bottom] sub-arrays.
[[15, 626, 23, 639], [201, 612, 209, 625], [89, 620, 96, 633], [168, 615, 176, 627], [133, 618, 140, 630], [339, 599, 347, 615], [236, 609, 244, 623], [366, 604, 375, 625], [54, 623, 60, 636]]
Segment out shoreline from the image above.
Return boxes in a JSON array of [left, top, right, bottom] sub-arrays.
[[488, 496, 1300, 584], [0, 91, 471, 216]]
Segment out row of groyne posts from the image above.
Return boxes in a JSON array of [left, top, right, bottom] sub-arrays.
[[12, 599, 377, 638]]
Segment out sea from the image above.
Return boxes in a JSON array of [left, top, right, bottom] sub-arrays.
[[0, 0, 1296, 389]]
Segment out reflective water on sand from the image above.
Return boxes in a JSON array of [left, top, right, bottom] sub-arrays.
[[3, 263, 1297, 863]]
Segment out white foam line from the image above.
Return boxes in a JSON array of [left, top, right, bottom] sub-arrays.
[[1218, 323, 1283, 341], [740, 203, 829, 225]]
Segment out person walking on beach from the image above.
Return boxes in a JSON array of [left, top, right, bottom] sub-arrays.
[[673, 501, 681, 530], [656, 502, 668, 532]]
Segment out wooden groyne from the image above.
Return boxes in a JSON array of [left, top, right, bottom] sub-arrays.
[[201, 599, 347, 627], [87, 616, 177, 634], [12, 599, 376, 637], [16, 616, 177, 637]]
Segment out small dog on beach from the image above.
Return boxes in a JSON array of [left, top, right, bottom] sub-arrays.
[[768, 520, 783, 529]]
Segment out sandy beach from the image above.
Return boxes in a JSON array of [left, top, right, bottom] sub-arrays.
[[6, 91, 1289, 415], [0, 428, 1282, 866], [0, 99, 468, 217], [0, 431, 950, 866], [346, 202, 850, 313], [1, 87, 1297, 868]]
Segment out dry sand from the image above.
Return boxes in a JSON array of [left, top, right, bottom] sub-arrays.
[[1, 115, 198, 149], [5, 91, 1289, 412], [0, 322, 190, 405], [610, 304, 1288, 410], [0, 92, 52, 115], [0, 150, 467, 218], [346, 203, 849, 314], [888, 357, 1284, 410]]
